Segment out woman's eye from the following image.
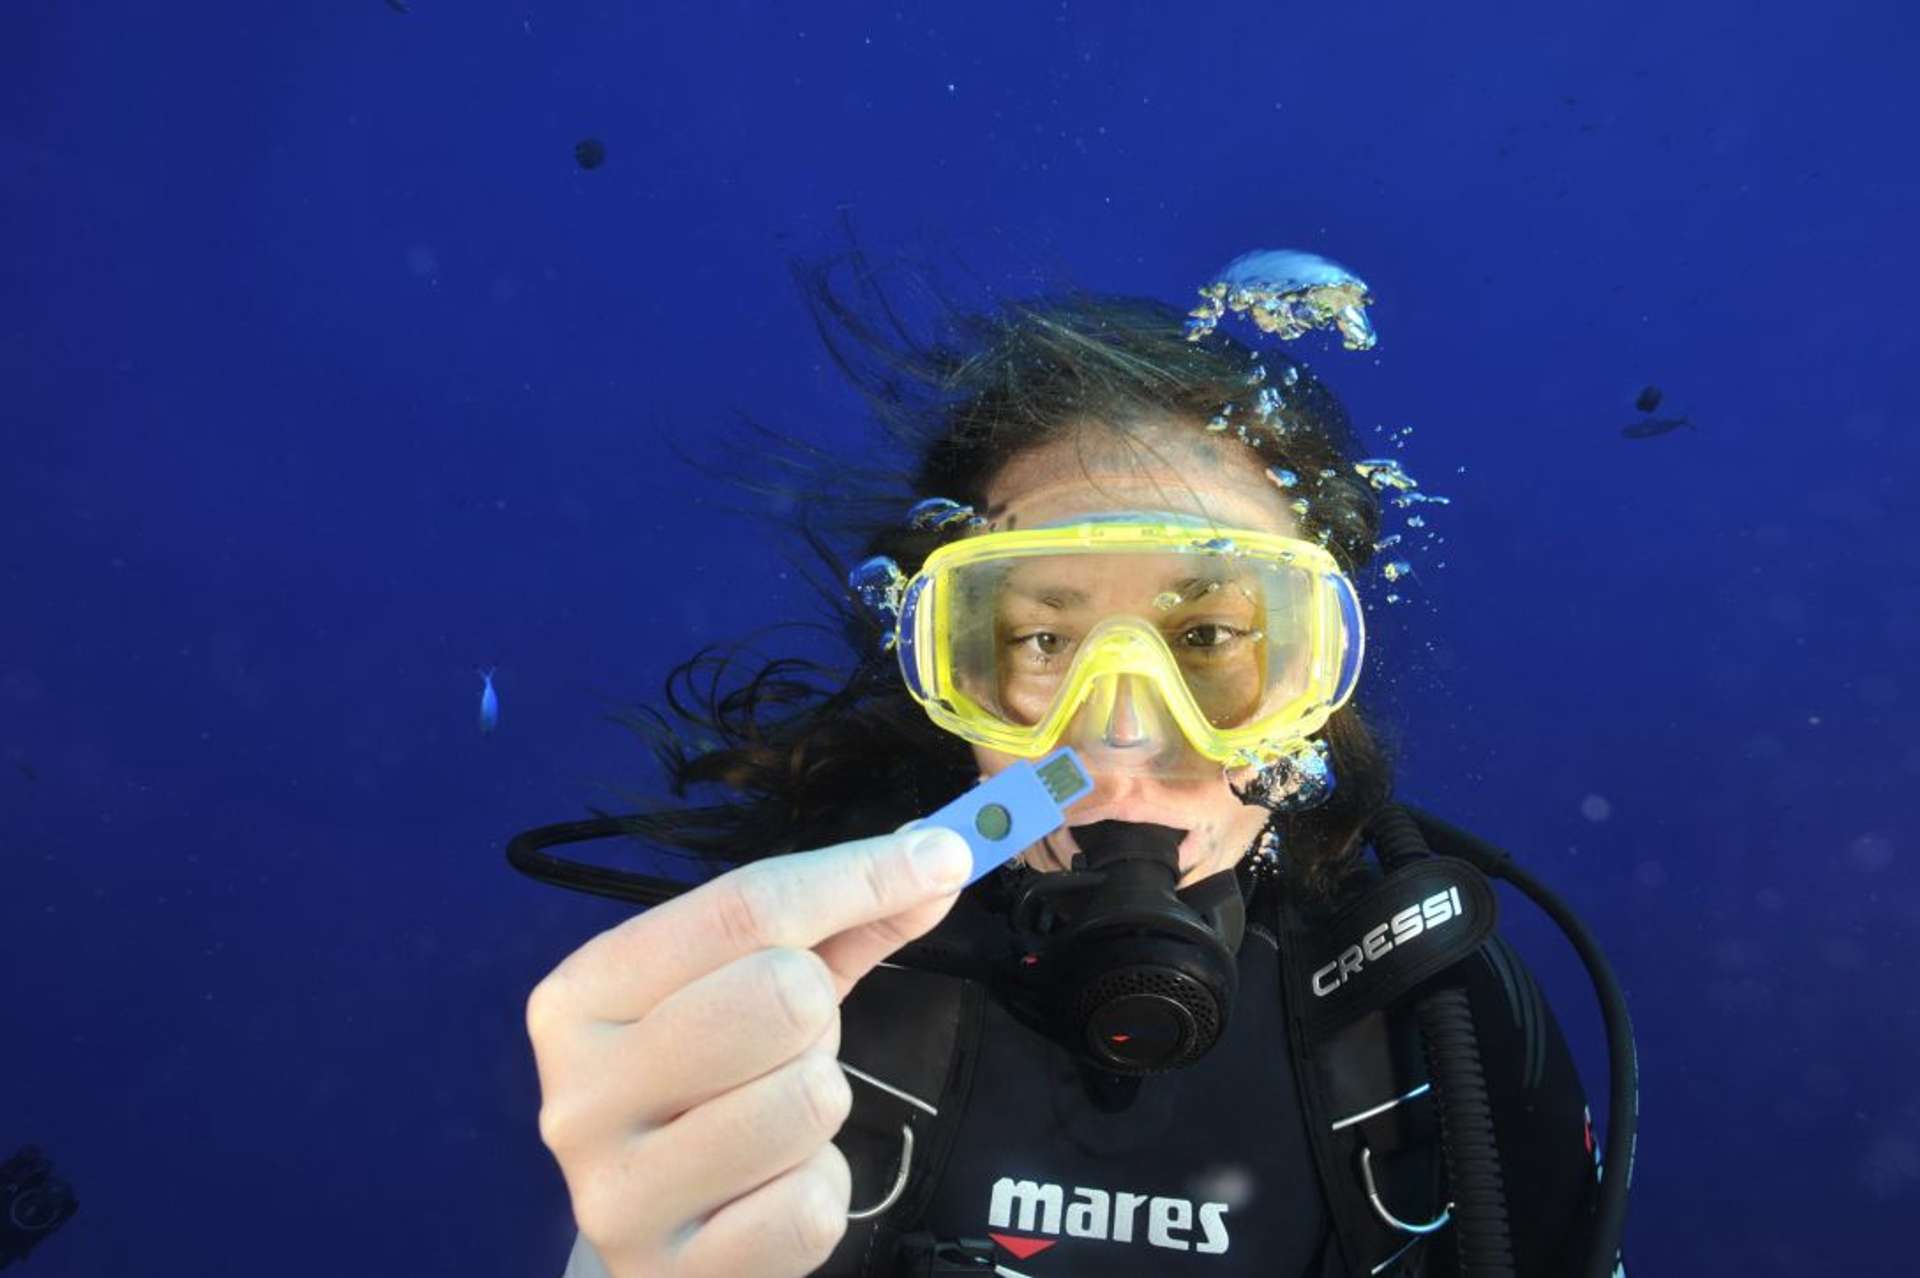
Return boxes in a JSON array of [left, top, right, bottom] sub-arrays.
[[1181, 624, 1242, 649], [1011, 632, 1068, 659]]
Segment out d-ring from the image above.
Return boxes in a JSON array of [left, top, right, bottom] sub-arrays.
[[1358, 1144, 1452, 1235], [847, 1123, 914, 1220]]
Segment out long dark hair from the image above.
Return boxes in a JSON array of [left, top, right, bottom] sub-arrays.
[[605, 253, 1400, 906]]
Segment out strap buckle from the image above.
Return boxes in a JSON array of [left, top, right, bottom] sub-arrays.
[[892, 1231, 999, 1275]]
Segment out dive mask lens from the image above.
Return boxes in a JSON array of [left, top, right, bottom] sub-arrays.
[[899, 520, 1362, 771]]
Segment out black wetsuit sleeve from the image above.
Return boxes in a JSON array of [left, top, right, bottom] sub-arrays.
[[1451, 933, 1616, 1277]]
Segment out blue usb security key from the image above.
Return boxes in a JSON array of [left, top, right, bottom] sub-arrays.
[[914, 747, 1094, 886]]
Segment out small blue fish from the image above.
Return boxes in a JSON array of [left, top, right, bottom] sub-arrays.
[[478, 667, 500, 733]]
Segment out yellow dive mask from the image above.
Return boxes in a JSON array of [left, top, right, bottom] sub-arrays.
[[894, 513, 1365, 774]]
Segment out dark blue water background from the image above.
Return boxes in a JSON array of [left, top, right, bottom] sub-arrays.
[[3, 1, 1915, 1273]]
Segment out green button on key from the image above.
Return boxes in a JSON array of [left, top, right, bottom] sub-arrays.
[[974, 802, 1012, 841]]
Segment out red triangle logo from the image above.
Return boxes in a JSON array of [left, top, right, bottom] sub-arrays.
[[988, 1233, 1058, 1261]]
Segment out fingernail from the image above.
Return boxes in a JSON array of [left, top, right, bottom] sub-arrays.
[[908, 829, 971, 890]]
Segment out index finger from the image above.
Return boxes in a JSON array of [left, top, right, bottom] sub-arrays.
[[542, 826, 972, 1025]]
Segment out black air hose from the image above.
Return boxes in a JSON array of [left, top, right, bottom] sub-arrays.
[[1370, 805, 1517, 1277]]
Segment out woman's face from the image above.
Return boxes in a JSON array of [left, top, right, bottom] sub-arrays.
[[972, 418, 1308, 888]]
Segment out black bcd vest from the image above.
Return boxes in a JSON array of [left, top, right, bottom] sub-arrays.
[[820, 807, 1608, 1278]]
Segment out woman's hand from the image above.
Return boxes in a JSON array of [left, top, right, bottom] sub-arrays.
[[527, 827, 973, 1278]]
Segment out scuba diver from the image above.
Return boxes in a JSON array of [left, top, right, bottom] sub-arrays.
[[514, 273, 1636, 1277], [0, 1145, 78, 1268]]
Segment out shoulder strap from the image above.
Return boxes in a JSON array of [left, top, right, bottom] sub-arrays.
[[1277, 909, 1450, 1276], [1274, 812, 1500, 1276], [819, 962, 985, 1277]]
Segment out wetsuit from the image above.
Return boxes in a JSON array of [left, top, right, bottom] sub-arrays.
[[559, 838, 1610, 1277]]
